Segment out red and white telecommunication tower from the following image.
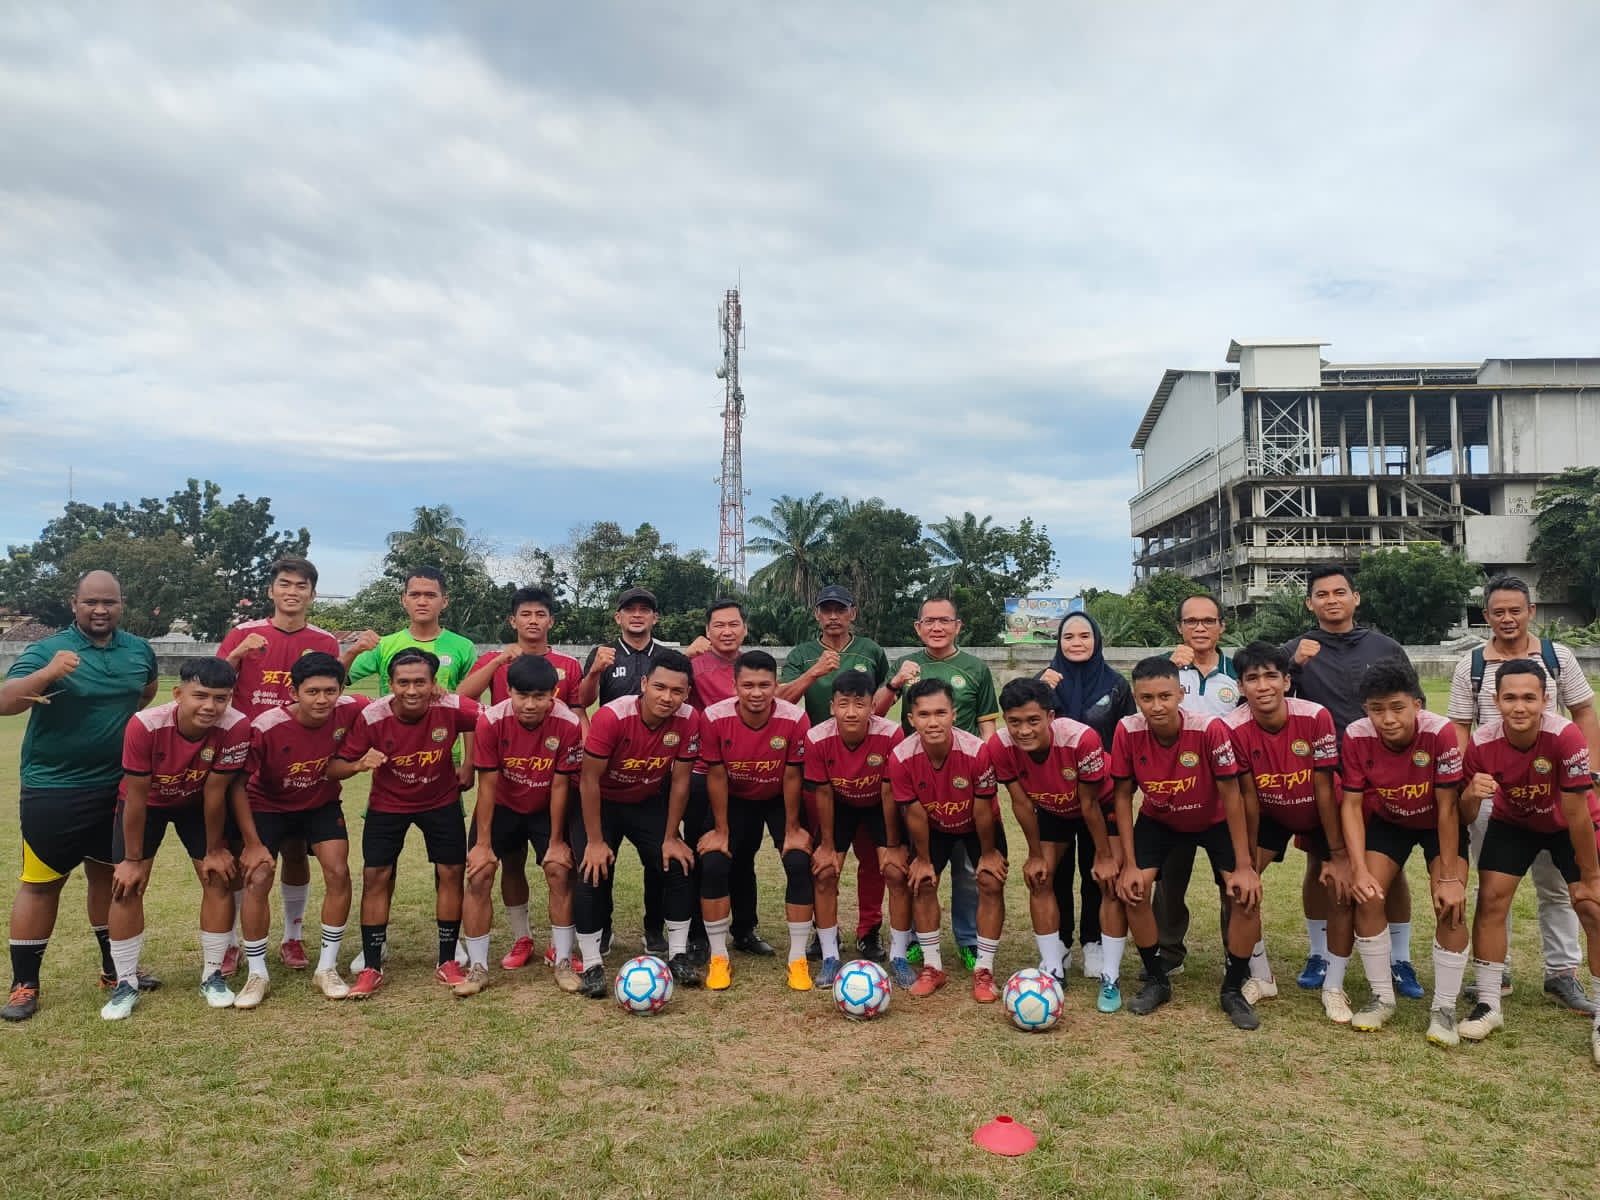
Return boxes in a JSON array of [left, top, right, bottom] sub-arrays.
[[715, 288, 748, 587]]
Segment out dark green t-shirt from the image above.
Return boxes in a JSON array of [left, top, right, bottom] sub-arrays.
[[780, 635, 892, 725], [7, 626, 158, 789], [891, 648, 999, 736]]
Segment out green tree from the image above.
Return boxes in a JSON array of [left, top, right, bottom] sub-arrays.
[[1084, 591, 1171, 647], [1235, 589, 1309, 646], [1355, 546, 1481, 644], [1531, 467, 1600, 618], [809, 498, 930, 643], [1130, 571, 1209, 633], [747, 492, 838, 603], [56, 530, 227, 639]]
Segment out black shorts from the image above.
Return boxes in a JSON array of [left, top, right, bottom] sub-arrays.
[[1133, 816, 1236, 874], [1259, 812, 1329, 860], [828, 802, 888, 853], [253, 805, 347, 858], [1363, 815, 1467, 869], [112, 802, 240, 863], [19, 785, 118, 882], [1478, 817, 1600, 884], [363, 801, 467, 869], [469, 806, 554, 864], [1036, 808, 1117, 845], [927, 822, 1008, 878]]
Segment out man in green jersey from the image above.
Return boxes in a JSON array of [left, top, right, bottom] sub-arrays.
[[781, 584, 892, 961], [874, 596, 1000, 966], [344, 567, 477, 694], [3, 571, 160, 1020]]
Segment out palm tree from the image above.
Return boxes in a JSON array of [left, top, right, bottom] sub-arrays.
[[923, 512, 1005, 595], [746, 492, 837, 602]]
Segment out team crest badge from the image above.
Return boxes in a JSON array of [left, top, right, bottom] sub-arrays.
[[1412, 751, 1431, 768], [1533, 757, 1553, 775], [663, 732, 681, 747], [439, 656, 453, 666], [200, 748, 215, 763], [866, 754, 884, 767], [1218, 686, 1237, 703], [769, 736, 787, 750], [853, 664, 869, 673], [1290, 739, 1311, 757], [952, 776, 970, 790], [951, 675, 967, 689], [1060, 766, 1078, 781], [431, 727, 448, 743], [544, 736, 561, 751], [1179, 751, 1200, 768], [556, 668, 566, 680], [333, 728, 346, 742]]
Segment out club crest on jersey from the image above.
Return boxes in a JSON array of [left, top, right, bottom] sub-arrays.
[[662, 732, 681, 747], [952, 775, 970, 790], [1218, 686, 1238, 704], [852, 664, 869, 673], [866, 754, 884, 767], [431, 727, 448, 743], [333, 728, 346, 742], [769, 736, 787, 751], [556, 668, 566, 680], [1412, 751, 1431, 767], [1533, 757, 1553, 775], [951, 675, 967, 689], [439, 656, 453, 666], [1291, 739, 1311, 757], [200, 747, 215, 763], [1179, 751, 1200, 768], [544, 736, 561, 751], [1061, 766, 1078, 781]]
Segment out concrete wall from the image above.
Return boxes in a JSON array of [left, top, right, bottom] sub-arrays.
[[1501, 389, 1600, 474], [1140, 372, 1244, 485], [1237, 344, 1322, 390]]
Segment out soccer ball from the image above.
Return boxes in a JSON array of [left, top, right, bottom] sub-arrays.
[[614, 955, 674, 1014], [1003, 968, 1064, 1032], [832, 958, 892, 1021]]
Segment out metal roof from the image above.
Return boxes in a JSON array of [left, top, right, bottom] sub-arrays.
[[1130, 369, 1183, 451], [1225, 338, 1329, 363]]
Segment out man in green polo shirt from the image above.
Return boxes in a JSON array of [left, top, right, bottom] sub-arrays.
[[874, 596, 1000, 967], [2, 570, 159, 1021], [781, 584, 893, 961], [344, 566, 477, 694]]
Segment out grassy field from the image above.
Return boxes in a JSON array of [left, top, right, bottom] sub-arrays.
[[2, 680, 1598, 1200]]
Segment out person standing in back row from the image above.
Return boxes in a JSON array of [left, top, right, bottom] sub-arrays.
[[1283, 564, 1418, 1000]]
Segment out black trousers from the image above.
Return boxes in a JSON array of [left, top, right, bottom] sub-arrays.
[[572, 791, 693, 936]]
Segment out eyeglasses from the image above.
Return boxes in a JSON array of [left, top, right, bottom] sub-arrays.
[[917, 617, 959, 626], [1179, 617, 1220, 628]]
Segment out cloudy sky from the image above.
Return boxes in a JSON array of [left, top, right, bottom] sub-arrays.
[[3, 2, 1597, 599]]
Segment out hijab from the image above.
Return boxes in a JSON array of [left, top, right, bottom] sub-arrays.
[[1043, 612, 1124, 723]]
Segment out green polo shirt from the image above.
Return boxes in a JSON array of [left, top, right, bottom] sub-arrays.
[[347, 628, 477, 695], [891, 648, 1000, 736], [781, 635, 892, 725], [7, 625, 158, 789]]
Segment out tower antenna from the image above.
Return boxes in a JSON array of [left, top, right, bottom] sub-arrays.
[[714, 288, 748, 587]]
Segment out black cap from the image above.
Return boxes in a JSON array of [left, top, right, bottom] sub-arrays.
[[615, 586, 658, 611], [815, 585, 854, 607]]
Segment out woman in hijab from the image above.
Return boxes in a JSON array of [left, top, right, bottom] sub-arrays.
[[1037, 611, 1135, 982]]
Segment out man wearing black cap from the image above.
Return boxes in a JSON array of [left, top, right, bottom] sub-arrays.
[[780, 585, 893, 961]]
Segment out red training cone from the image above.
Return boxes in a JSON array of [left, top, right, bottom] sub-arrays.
[[972, 1114, 1037, 1156]]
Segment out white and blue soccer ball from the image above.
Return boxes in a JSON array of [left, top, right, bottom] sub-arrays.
[[1003, 968, 1064, 1032], [614, 955, 674, 1015], [832, 958, 892, 1021]]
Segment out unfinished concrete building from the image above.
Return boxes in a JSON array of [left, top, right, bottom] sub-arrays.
[[1129, 339, 1600, 618]]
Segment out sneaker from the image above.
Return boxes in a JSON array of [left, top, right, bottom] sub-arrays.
[[349, 941, 390, 973], [958, 945, 978, 971], [972, 967, 998, 1003], [100, 981, 140, 1021], [1097, 979, 1122, 1014], [1128, 977, 1173, 1016], [1426, 1007, 1459, 1047], [1140, 957, 1185, 983], [856, 925, 887, 964], [1, 983, 39, 1022], [1082, 941, 1102, 980], [542, 943, 583, 973], [1544, 970, 1598, 1015], [219, 945, 242, 978], [1351, 999, 1397, 1031], [504, 937, 538, 970], [889, 957, 917, 989], [1322, 988, 1353, 1025], [347, 967, 385, 999], [434, 961, 468, 987], [669, 953, 704, 988], [643, 927, 668, 956], [817, 957, 842, 987], [1242, 976, 1279, 1005], [806, 934, 822, 963], [706, 955, 732, 991], [906, 941, 924, 967], [278, 939, 309, 970], [1391, 960, 1424, 1000], [1047, 967, 1069, 993], [1220, 987, 1260, 1030], [199, 970, 236, 1009], [909, 966, 948, 997], [733, 931, 775, 957], [1296, 954, 1328, 990], [453, 964, 490, 997], [313, 968, 350, 1000], [1458, 1002, 1505, 1042], [577, 963, 609, 999], [688, 938, 711, 968], [552, 960, 582, 994], [786, 959, 813, 992], [234, 975, 270, 1010], [98, 968, 162, 992]]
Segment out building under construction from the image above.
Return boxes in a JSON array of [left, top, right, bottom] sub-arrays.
[[1129, 339, 1600, 616]]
